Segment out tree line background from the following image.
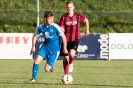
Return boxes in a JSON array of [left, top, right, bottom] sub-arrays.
[[0, 0, 133, 33]]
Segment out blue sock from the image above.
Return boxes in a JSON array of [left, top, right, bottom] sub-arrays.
[[32, 64, 39, 80]]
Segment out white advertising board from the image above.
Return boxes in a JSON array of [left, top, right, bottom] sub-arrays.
[[0, 33, 133, 60], [0, 33, 33, 59], [109, 33, 133, 60]]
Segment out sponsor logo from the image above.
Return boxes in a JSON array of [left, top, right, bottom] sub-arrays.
[[65, 21, 77, 25], [76, 53, 89, 58], [37, 37, 45, 42], [0, 36, 29, 44], [111, 44, 133, 49], [98, 34, 109, 59], [45, 32, 53, 38], [50, 29, 53, 32], [76, 45, 89, 58], [77, 45, 88, 52]]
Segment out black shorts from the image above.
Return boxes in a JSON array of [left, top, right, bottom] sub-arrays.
[[60, 40, 80, 56]]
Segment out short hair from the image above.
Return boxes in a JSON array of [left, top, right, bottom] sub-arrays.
[[44, 10, 54, 18], [66, 1, 74, 6]]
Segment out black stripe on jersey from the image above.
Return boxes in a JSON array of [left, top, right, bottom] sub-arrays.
[[75, 15, 79, 40], [70, 17, 73, 42]]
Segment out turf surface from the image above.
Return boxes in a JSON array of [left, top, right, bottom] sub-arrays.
[[0, 59, 133, 88]]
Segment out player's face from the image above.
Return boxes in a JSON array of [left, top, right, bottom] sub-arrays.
[[66, 3, 74, 14], [45, 16, 54, 25], [51, 16, 54, 23]]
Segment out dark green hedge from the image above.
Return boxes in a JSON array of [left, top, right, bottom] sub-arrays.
[[0, 0, 133, 33]]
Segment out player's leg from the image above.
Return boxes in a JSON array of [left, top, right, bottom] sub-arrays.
[[44, 51, 59, 72], [30, 46, 46, 82], [30, 55, 43, 82], [59, 43, 69, 74], [44, 64, 52, 72], [68, 49, 76, 72], [63, 55, 69, 74], [68, 40, 79, 72]]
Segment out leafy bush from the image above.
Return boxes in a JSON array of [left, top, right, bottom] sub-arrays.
[[0, 0, 133, 33]]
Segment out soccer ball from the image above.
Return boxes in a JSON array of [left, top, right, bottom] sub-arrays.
[[61, 74, 73, 84]]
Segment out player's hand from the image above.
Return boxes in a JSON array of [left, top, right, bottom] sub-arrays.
[[30, 47, 35, 55], [84, 30, 89, 36], [63, 49, 68, 56]]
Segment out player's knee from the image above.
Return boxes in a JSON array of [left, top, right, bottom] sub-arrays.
[[69, 51, 75, 57], [63, 58, 68, 63], [44, 65, 51, 72], [34, 55, 42, 64], [63, 58, 66, 62], [34, 60, 39, 64], [44, 68, 49, 72]]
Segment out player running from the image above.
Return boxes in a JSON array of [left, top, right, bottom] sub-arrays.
[[59, 1, 89, 75], [30, 10, 68, 82]]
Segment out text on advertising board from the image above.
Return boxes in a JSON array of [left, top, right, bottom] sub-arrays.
[[0, 37, 29, 44], [98, 34, 109, 59]]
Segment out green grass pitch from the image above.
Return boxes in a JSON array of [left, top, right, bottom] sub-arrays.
[[0, 59, 133, 88]]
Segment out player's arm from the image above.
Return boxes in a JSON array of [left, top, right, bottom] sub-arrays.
[[84, 17, 89, 36], [30, 34, 38, 55], [59, 15, 65, 32], [60, 34, 68, 55], [60, 27, 65, 32]]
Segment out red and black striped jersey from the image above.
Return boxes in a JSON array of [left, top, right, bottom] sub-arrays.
[[59, 12, 85, 42]]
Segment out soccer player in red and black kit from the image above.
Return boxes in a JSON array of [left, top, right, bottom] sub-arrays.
[[59, 1, 89, 76]]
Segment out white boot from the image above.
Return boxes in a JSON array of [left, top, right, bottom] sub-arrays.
[[69, 63, 73, 72]]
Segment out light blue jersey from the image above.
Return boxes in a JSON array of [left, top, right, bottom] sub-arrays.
[[35, 23, 63, 66], [36, 23, 63, 52]]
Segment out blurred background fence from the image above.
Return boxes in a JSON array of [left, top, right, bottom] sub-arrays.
[[0, 0, 133, 33]]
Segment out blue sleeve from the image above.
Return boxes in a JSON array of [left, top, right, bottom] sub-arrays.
[[35, 26, 41, 35], [52, 23, 63, 36]]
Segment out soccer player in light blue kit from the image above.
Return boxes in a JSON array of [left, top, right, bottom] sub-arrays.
[[30, 11, 68, 82]]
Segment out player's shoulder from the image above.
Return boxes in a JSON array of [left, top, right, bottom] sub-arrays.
[[74, 12, 82, 15], [51, 23, 59, 27], [74, 12, 80, 15], [38, 23, 45, 28], [61, 13, 68, 17], [51, 23, 60, 29], [74, 12, 83, 16]]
